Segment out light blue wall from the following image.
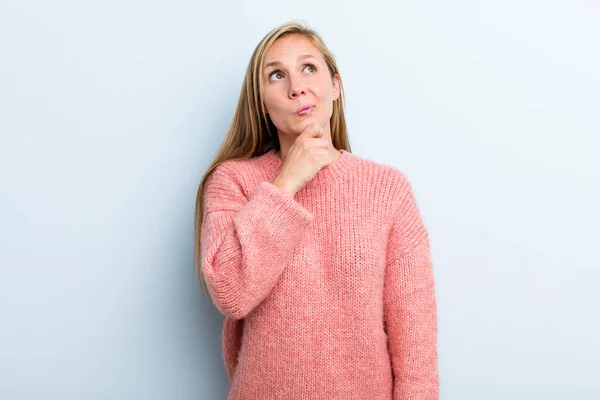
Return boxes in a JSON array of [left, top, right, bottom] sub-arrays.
[[1, 1, 598, 399]]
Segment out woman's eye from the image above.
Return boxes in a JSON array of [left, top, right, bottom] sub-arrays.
[[304, 64, 316, 73], [269, 64, 317, 81], [270, 72, 284, 81]]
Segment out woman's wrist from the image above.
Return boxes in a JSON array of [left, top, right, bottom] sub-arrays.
[[272, 177, 297, 197]]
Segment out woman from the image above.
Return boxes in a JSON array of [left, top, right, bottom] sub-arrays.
[[195, 21, 439, 400]]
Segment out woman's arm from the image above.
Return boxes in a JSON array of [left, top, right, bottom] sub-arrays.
[[200, 164, 314, 319], [384, 173, 439, 400]]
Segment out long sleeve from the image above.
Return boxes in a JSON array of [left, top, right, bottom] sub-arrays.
[[384, 174, 439, 400], [200, 164, 314, 320]]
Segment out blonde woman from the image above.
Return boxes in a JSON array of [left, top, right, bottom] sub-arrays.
[[195, 21, 439, 400]]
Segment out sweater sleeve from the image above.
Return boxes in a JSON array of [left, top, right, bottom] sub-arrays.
[[384, 173, 439, 400], [200, 164, 314, 320]]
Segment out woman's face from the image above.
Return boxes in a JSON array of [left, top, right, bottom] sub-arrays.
[[261, 34, 340, 137]]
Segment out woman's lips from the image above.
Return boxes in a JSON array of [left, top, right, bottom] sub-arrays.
[[297, 106, 314, 116]]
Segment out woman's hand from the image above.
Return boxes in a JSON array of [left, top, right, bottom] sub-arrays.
[[273, 123, 334, 196]]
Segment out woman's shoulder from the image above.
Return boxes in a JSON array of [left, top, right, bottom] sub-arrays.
[[348, 151, 410, 186], [204, 152, 276, 201], [207, 153, 266, 182]]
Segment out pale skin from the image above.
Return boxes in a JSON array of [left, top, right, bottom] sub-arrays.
[[261, 34, 343, 197]]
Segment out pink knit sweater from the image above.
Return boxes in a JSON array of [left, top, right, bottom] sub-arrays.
[[200, 148, 439, 399]]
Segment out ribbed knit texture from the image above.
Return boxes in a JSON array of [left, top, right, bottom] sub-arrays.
[[200, 149, 439, 400]]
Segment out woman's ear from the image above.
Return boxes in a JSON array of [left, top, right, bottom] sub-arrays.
[[332, 74, 341, 101]]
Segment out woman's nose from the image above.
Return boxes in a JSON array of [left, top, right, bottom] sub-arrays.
[[288, 75, 306, 98]]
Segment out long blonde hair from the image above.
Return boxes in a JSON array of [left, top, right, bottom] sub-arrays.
[[194, 21, 351, 296]]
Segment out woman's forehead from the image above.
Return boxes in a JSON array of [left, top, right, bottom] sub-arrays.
[[264, 36, 321, 64]]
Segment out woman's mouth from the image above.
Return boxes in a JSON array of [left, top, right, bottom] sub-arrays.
[[297, 106, 314, 116]]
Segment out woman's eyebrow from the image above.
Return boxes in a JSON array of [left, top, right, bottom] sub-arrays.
[[264, 54, 318, 70]]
